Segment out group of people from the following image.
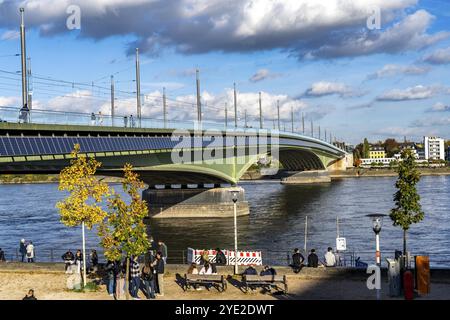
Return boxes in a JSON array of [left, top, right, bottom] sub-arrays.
[[20, 239, 35, 263], [123, 115, 136, 128], [105, 240, 168, 300], [90, 112, 104, 126], [61, 249, 98, 274], [290, 247, 341, 273]]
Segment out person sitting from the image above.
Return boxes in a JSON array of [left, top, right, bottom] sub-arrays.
[[22, 289, 37, 300], [187, 263, 201, 290], [324, 247, 337, 267], [0, 248, 6, 262], [243, 265, 257, 275], [307, 249, 319, 268], [260, 265, 277, 276], [290, 248, 305, 273], [199, 262, 213, 275], [215, 248, 227, 265], [61, 250, 75, 271]]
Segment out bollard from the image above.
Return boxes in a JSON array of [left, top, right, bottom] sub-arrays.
[[403, 270, 414, 300]]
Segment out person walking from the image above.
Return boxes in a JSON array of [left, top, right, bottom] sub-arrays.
[[105, 260, 118, 298], [141, 262, 156, 299], [307, 249, 319, 268], [151, 252, 165, 297], [26, 241, 34, 263], [324, 247, 337, 267], [98, 111, 103, 126], [129, 256, 141, 300], [19, 239, 27, 262], [158, 240, 168, 264], [130, 115, 134, 128], [291, 248, 305, 273], [62, 250, 75, 272]]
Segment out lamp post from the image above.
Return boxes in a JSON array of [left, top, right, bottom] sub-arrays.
[[367, 213, 386, 266], [230, 189, 240, 275]]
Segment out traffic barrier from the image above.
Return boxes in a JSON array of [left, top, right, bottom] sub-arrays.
[[187, 248, 262, 266]]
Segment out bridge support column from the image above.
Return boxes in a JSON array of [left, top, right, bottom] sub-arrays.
[[142, 186, 249, 218], [281, 170, 331, 184]]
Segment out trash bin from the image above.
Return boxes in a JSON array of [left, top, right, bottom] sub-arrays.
[[386, 258, 401, 297], [415, 256, 430, 295]]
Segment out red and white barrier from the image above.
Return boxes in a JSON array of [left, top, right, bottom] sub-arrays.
[[187, 248, 262, 266]]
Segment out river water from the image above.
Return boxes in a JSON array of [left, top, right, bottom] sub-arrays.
[[0, 176, 449, 267]]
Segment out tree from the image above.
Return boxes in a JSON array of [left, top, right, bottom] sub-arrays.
[[56, 144, 110, 286], [390, 149, 424, 263], [363, 138, 370, 158], [98, 163, 150, 300], [383, 138, 400, 157]]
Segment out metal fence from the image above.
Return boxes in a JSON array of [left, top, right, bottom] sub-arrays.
[[3, 247, 448, 268]]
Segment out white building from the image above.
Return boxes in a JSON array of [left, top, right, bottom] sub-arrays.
[[424, 136, 445, 161]]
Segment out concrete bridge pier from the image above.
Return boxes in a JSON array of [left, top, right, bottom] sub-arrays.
[[280, 170, 331, 184], [142, 185, 250, 218]]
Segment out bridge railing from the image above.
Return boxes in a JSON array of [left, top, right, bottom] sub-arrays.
[[0, 106, 347, 152]]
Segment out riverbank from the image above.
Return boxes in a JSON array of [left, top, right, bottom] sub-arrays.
[[1, 263, 450, 300], [0, 174, 124, 184], [329, 167, 450, 179]]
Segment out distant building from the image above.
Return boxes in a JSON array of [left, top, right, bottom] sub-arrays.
[[369, 146, 386, 159], [360, 157, 395, 166], [424, 136, 445, 161], [394, 144, 420, 160]]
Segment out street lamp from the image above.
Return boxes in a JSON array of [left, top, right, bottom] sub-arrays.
[[230, 188, 240, 275], [366, 213, 387, 266]]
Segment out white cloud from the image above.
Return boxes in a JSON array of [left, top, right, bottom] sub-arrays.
[[0, 96, 20, 106], [304, 81, 358, 98], [249, 69, 281, 83], [0, 30, 20, 40], [423, 47, 450, 65], [377, 85, 444, 101], [367, 64, 430, 79], [0, 1, 446, 59], [426, 102, 450, 112]]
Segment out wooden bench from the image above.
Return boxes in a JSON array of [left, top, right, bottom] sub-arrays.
[[243, 275, 288, 294], [184, 274, 227, 292]]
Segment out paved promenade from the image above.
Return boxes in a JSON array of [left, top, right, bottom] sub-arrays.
[[1, 263, 449, 300]]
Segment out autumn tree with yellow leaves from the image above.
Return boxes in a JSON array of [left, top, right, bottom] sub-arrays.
[[98, 163, 151, 300], [56, 144, 110, 286]]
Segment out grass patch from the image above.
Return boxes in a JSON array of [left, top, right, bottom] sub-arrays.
[[71, 281, 100, 293]]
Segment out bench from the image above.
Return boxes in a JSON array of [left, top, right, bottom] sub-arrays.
[[184, 274, 227, 292], [243, 275, 288, 294]]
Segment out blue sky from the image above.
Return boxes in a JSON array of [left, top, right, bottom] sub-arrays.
[[0, 0, 450, 145]]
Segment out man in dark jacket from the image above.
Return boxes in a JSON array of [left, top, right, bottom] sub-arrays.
[[260, 265, 277, 276], [19, 239, 27, 262], [0, 248, 5, 262], [158, 241, 168, 264], [291, 248, 305, 273], [243, 266, 257, 275], [307, 249, 319, 268], [151, 252, 165, 296], [215, 248, 227, 265], [62, 250, 75, 271]]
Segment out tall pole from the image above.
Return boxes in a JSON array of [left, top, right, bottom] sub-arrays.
[[196, 69, 202, 123], [81, 221, 87, 287], [163, 87, 167, 128], [302, 113, 305, 134], [135, 48, 141, 127], [233, 82, 237, 128], [310, 120, 313, 137], [27, 57, 33, 112], [233, 201, 238, 274], [304, 216, 308, 254], [244, 109, 247, 128], [225, 102, 228, 128], [291, 106, 294, 132], [259, 92, 263, 129], [319, 125, 321, 140], [277, 100, 280, 130], [111, 75, 115, 126], [19, 8, 28, 109]]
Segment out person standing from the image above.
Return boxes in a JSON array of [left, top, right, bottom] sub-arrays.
[[158, 240, 168, 264], [19, 239, 27, 262], [307, 249, 319, 268], [0, 248, 5, 262], [324, 247, 337, 267], [26, 241, 34, 263], [141, 262, 156, 299], [129, 256, 141, 300], [123, 116, 128, 128], [75, 250, 83, 274], [90, 249, 99, 273], [90, 112, 96, 126], [130, 115, 135, 128], [151, 252, 165, 297], [98, 111, 103, 126]]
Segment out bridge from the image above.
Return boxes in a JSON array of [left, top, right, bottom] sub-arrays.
[[0, 106, 349, 218]]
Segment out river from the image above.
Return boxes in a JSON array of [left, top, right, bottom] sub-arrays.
[[0, 176, 449, 267]]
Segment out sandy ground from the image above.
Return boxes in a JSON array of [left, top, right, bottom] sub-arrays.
[[1, 271, 449, 300]]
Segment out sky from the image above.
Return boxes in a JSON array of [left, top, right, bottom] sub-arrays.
[[0, 0, 449, 145]]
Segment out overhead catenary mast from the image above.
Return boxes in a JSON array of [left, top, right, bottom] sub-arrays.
[[135, 48, 142, 127], [19, 8, 28, 109]]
